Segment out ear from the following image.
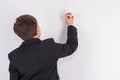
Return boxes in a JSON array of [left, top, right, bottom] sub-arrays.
[[34, 24, 40, 38], [36, 25, 40, 33]]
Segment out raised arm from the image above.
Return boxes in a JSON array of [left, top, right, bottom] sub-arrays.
[[53, 13, 78, 58]]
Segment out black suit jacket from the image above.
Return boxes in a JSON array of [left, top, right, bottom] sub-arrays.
[[8, 25, 78, 80]]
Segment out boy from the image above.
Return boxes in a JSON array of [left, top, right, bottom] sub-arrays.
[[8, 13, 78, 80]]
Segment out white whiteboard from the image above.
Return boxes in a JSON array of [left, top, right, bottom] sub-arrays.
[[0, 0, 120, 80]]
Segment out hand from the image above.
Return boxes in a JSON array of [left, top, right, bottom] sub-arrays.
[[65, 13, 74, 26]]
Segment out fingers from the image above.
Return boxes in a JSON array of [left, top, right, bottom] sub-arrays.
[[65, 12, 74, 20], [65, 12, 74, 25]]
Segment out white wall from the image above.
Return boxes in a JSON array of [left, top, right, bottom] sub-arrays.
[[0, 0, 120, 80]]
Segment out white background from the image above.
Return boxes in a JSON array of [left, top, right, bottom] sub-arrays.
[[0, 0, 120, 80]]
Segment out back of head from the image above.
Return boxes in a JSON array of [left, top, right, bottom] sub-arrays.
[[14, 14, 38, 40]]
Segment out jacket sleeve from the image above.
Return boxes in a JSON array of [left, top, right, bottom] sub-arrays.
[[8, 54, 20, 80], [52, 25, 78, 58]]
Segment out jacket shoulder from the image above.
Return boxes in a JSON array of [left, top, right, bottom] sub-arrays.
[[41, 38, 56, 48], [8, 48, 20, 61], [42, 38, 55, 43]]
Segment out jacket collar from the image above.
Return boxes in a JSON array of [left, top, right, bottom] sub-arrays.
[[20, 38, 41, 47]]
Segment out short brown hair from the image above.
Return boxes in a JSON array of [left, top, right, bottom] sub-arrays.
[[14, 14, 37, 40]]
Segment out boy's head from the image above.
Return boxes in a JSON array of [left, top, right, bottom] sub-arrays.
[[14, 14, 41, 40]]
